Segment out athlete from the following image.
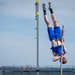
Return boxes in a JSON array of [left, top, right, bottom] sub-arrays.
[[42, 2, 67, 64]]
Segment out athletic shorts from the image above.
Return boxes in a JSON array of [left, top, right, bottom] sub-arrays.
[[47, 26, 62, 41], [51, 45, 64, 56]]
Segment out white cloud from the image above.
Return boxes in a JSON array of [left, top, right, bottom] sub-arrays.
[[0, 0, 35, 18]]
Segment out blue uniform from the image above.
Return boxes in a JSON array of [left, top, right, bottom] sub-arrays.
[[47, 26, 62, 41], [51, 45, 63, 56], [47, 26, 64, 56]]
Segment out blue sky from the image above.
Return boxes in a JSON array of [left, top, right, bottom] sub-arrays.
[[0, 0, 75, 67]]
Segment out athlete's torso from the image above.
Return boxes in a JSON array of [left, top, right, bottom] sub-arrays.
[[51, 40, 62, 46]]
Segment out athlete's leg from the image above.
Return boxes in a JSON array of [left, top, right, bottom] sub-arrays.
[[42, 3, 51, 27], [48, 2, 58, 27], [42, 3, 57, 46]]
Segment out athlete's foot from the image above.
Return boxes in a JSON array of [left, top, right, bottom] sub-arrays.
[[48, 2, 52, 10], [42, 3, 46, 11]]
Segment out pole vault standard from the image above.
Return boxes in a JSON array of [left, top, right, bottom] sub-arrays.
[[35, 0, 39, 75]]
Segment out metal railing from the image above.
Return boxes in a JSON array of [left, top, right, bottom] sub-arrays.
[[0, 67, 75, 75]]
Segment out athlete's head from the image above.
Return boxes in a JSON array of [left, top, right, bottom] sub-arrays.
[[60, 56, 67, 64], [62, 57, 67, 64]]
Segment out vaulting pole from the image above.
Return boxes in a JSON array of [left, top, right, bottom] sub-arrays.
[[60, 25, 64, 75], [35, 0, 39, 75], [60, 56, 63, 75]]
